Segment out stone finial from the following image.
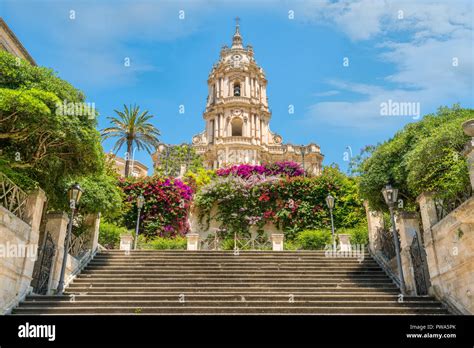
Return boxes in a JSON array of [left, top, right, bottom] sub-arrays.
[[186, 233, 200, 251], [119, 234, 133, 251], [271, 233, 284, 251]]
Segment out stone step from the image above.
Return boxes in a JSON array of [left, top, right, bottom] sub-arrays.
[[23, 294, 427, 302], [87, 262, 378, 267], [80, 270, 388, 275], [66, 286, 399, 293], [84, 266, 383, 271], [17, 300, 444, 308], [14, 250, 448, 315], [12, 306, 448, 315], [95, 253, 372, 260], [75, 274, 390, 280], [68, 280, 395, 287], [70, 279, 394, 285], [63, 289, 403, 295]]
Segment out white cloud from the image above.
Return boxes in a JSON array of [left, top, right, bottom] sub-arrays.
[[299, 0, 473, 131], [314, 90, 340, 97]]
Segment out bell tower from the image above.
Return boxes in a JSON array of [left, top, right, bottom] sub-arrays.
[[188, 19, 324, 175]]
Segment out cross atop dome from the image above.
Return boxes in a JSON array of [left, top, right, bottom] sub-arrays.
[[232, 16, 243, 49]]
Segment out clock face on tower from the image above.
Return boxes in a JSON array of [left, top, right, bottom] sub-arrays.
[[232, 54, 241, 68]]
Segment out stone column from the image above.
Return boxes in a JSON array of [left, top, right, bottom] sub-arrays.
[[255, 115, 260, 141], [17, 188, 47, 304], [363, 201, 384, 254], [214, 116, 218, 139], [83, 213, 100, 253], [395, 212, 422, 295], [416, 192, 441, 291], [45, 212, 70, 294]]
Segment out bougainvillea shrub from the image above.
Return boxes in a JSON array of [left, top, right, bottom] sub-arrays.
[[216, 161, 304, 179], [194, 165, 366, 240], [119, 176, 193, 238]]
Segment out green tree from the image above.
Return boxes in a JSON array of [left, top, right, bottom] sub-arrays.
[[0, 51, 107, 207], [101, 104, 160, 177], [155, 143, 203, 177], [357, 105, 473, 211]]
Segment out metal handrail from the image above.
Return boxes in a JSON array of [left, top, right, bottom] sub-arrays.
[[0, 172, 29, 223]]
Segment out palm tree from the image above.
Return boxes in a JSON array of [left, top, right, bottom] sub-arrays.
[[101, 104, 160, 177]]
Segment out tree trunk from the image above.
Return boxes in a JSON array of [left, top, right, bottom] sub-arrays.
[[125, 141, 132, 177]]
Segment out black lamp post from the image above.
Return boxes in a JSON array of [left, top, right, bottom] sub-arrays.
[[134, 195, 145, 250], [382, 184, 406, 294], [57, 183, 83, 294], [325, 194, 336, 250]]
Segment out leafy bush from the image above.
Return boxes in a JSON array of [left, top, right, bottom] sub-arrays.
[[99, 222, 131, 249], [284, 240, 300, 250], [0, 51, 105, 208], [194, 165, 366, 236], [184, 167, 216, 191], [138, 236, 187, 250], [337, 225, 369, 246], [357, 105, 473, 211], [216, 161, 304, 178], [120, 177, 194, 238], [296, 230, 332, 250]]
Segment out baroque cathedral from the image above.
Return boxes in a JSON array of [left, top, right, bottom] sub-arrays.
[[159, 20, 324, 176]]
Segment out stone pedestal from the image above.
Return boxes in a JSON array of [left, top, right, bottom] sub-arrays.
[[186, 233, 200, 251], [120, 234, 133, 251], [271, 233, 284, 251], [338, 234, 351, 252]]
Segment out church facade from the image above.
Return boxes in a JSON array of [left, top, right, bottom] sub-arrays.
[[159, 21, 324, 176]]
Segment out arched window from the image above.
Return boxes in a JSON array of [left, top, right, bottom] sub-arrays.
[[231, 118, 243, 136], [233, 82, 241, 96]]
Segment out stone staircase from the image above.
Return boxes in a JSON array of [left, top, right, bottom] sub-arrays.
[[13, 250, 449, 315]]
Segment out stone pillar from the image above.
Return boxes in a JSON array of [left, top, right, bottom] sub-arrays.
[[120, 234, 133, 251], [255, 115, 260, 141], [363, 201, 384, 254], [395, 212, 421, 295], [83, 213, 100, 253], [214, 116, 218, 139], [186, 233, 199, 251], [416, 192, 441, 293], [45, 212, 70, 294], [15, 188, 47, 305], [271, 233, 284, 251]]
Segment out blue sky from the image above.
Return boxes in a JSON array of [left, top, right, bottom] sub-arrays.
[[2, 0, 473, 173]]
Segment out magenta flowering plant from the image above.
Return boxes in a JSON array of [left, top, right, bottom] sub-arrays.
[[119, 176, 194, 238], [216, 161, 304, 179]]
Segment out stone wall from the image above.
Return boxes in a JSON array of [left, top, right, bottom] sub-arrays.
[[417, 194, 473, 314], [0, 189, 46, 314]]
